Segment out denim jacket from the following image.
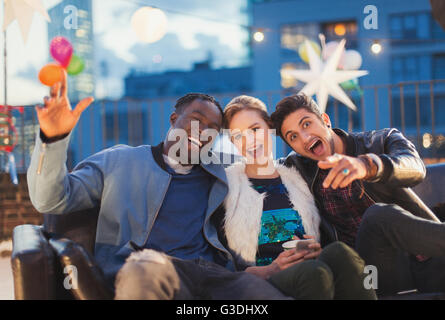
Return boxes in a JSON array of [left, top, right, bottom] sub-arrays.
[[27, 130, 235, 283]]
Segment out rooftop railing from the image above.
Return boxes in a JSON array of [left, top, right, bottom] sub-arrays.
[[2, 78, 444, 174]]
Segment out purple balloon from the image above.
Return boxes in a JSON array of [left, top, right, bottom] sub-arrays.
[[50, 36, 73, 68]]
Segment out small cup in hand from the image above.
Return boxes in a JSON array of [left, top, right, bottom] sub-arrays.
[[282, 239, 316, 252]]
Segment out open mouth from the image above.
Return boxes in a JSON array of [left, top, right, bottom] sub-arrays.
[[188, 136, 203, 148], [308, 139, 324, 156], [246, 144, 264, 158]]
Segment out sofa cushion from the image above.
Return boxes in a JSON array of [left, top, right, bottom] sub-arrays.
[[413, 164, 445, 210]]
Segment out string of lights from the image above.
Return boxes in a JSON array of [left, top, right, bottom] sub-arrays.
[[120, 0, 445, 45], [122, 0, 252, 29]]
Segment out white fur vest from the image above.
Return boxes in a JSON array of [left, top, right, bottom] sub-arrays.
[[223, 161, 320, 266]]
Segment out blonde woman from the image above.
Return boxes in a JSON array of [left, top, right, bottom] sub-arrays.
[[222, 95, 376, 300]]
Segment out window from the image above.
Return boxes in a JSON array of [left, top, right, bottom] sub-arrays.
[[390, 13, 427, 40], [432, 15, 445, 39], [390, 12, 445, 43], [405, 56, 419, 80], [403, 14, 418, 39], [391, 55, 424, 83], [322, 21, 358, 49], [390, 15, 403, 39], [280, 63, 306, 88], [280, 21, 358, 61], [418, 13, 430, 39], [433, 54, 445, 79], [281, 23, 320, 53]]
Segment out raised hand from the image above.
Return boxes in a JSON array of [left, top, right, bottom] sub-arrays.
[[35, 69, 94, 139]]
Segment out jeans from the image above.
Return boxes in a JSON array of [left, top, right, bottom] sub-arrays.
[[268, 241, 377, 300], [114, 250, 291, 300], [355, 203, 445, 295], [114, 243, 376, 300]]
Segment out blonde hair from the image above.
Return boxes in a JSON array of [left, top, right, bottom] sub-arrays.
[[223, 95, 272, 129]]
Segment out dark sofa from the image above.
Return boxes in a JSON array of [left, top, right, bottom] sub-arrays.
[[10, 163, 445, 300]]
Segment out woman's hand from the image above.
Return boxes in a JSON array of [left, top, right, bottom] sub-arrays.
[[269, 248, 308, 273], [245, 235, 321, 280], [301, 235, 322, 260], [245, 249, 308, 280]]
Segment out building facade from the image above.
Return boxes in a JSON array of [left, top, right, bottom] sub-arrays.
[[48, 0, 95, 103], [15, 0, 445, 172], [124, 60, 252, 99], [251, 0, 445, 140]]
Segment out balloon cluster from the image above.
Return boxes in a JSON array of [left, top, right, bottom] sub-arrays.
[[298, 38, 363, 94], [38, 36, 85, 86]]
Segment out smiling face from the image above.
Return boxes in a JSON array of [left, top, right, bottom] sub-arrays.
[[228, 109, 273, 165], [281, 109, 335, 161], [166, 98, 222, 164]]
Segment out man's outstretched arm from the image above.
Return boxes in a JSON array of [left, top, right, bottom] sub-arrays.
[[27, 130, 106, 214], [377, 128, 426, 187], [318, 128, 426, 190], [27, 69, 101, 214]]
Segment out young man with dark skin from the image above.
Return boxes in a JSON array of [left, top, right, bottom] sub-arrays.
[[27, 70, 291, 299], [270, 93, 445, 295]]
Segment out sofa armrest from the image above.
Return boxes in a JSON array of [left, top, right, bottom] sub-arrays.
[[11, 224, 57, 300], [48, 237, 114, 300], [413, 163, 445, 209]]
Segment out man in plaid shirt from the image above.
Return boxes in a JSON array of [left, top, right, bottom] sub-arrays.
[[313, 168, 375, 248], [271, 94, 445, 296]]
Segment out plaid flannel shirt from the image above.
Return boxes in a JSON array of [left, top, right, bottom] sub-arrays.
[[314, 169, 375, 247]]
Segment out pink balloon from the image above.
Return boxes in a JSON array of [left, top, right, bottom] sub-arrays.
[[322, 41, 339, 60], [323, 41, 346, 69], [50, 36, 73, 68]]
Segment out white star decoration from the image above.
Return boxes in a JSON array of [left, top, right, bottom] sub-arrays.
[[2, 0, 51, 43], [283, 39, 368, 112]]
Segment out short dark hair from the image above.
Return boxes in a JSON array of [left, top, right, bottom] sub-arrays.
[[271, 93, 323, 139], [174, 93, 223, 117]]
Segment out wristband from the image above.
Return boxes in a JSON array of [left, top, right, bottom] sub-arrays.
[[358, 154, 379, 181], [40, 129, 70, 143]]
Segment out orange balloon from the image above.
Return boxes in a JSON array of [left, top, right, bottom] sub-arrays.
[[38, 63, 63, 86]]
